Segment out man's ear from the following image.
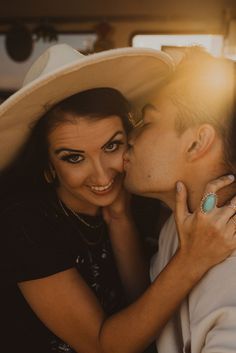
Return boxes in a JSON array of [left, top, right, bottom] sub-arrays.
[[186, 124, 216, 162]]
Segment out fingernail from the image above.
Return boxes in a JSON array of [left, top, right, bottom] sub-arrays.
[[228, 174, 235, 181], [176, 181, 183, 192]]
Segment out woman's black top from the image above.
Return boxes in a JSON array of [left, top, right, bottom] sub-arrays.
[[0, 190, 126, 353]]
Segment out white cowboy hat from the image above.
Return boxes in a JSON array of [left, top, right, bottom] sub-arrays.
[[0, 43, 174, 170]]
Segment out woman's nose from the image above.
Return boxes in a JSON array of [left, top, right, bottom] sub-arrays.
[[90, 160, 110, 185]]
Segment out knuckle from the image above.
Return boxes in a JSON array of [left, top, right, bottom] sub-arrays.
[[196, 210, 211, 222], [196, 210, 204, 220], [207, 179, 218, 188], [213, 221, 222, 233], [205, 176, 228, 190], [212, 217, 223, 229], [205, 185, 217, 194], [206, 220, 221, 235], [230, 196, 236, 205], [205, 176, 232, 194]]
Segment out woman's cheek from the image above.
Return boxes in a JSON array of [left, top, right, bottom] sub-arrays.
[[114, 151, 126, 173], [57, 165, 85, 188]]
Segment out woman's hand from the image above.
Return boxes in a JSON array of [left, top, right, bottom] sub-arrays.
[[174, 175, 236, 274], [102, 186, 131, 226], [102, 183, 149, 300]]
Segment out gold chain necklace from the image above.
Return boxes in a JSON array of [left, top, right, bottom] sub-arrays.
[[58, 199, 103, 229], [58, 199, 105, 246]]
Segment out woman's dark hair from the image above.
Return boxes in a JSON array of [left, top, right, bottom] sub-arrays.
[[0, 87, 133, 201]]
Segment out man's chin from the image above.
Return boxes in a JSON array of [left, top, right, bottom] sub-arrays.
[[124, 175, 144, 196]]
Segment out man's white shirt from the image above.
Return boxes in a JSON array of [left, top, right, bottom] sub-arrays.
[[150, 214, 236, 353]]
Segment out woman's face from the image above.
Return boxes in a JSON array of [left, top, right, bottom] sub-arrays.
[[47, 114, 127, 214]]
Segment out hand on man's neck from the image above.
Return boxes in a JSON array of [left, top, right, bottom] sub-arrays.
[[215, 182, 236, 207], [186, 172, 236, 213]]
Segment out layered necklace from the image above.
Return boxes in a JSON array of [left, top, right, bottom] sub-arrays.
[[58, 199, 105, 245]]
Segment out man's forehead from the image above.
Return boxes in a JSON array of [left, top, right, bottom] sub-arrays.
[[142, 86, 172, 112]]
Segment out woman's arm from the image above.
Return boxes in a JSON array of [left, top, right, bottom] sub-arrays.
[[17, 249, 203, 353], [103, 189, 150, 302], [18, 176, 236, 353]]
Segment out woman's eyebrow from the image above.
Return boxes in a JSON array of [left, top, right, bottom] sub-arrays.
[[101, 131, 124, 149], [54, 131, 124, 154], [54, 147, 85, 155]]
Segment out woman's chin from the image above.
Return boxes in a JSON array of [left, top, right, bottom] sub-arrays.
[[89, 179, 122, 207]]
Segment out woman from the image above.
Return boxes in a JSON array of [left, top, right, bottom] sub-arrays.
[[0, 44, 236, 353]]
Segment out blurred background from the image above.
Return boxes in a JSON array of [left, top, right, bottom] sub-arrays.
[[1, 0, 236, 101]]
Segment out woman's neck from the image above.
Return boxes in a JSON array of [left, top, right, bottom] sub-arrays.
[[56, 188, 100, 216]]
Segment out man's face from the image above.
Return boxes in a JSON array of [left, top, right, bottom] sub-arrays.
[[124, 90, 187, 203]]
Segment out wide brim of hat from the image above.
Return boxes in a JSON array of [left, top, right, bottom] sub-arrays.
[[0, 47, 174, 170]]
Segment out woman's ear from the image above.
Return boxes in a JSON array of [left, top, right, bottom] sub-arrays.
[[186, 124, 216, 162]]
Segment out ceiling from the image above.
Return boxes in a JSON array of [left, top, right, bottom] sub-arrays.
[[1, 0, 236, 21]]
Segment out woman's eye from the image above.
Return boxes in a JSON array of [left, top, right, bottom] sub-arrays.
[[104, 141, 123, 152], [61, 154, 83, 164]]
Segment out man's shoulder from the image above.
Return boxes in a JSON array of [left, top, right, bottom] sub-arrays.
[[190, 254, 236, 316]]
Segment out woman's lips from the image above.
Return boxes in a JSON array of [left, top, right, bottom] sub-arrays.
[[89, 178, 115, 195]]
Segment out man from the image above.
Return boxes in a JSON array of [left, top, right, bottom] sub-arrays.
[[124, 47, 236, 353]]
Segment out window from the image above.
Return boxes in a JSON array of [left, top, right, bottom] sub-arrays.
[[132, 34, 224, 57], [0, 33, 97, 93]]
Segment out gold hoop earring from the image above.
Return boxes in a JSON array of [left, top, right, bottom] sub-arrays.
[[43, 168, 56, 184]]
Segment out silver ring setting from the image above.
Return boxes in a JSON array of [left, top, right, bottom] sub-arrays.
[[200, 192, 218, 214], [228, 202, 236, 211]]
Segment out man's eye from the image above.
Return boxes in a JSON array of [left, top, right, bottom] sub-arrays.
[[104, 141, 123, 152], [61, 154, 83, 164]]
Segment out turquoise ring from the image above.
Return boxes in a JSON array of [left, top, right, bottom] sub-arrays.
[[200, 192, 218, 214]]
